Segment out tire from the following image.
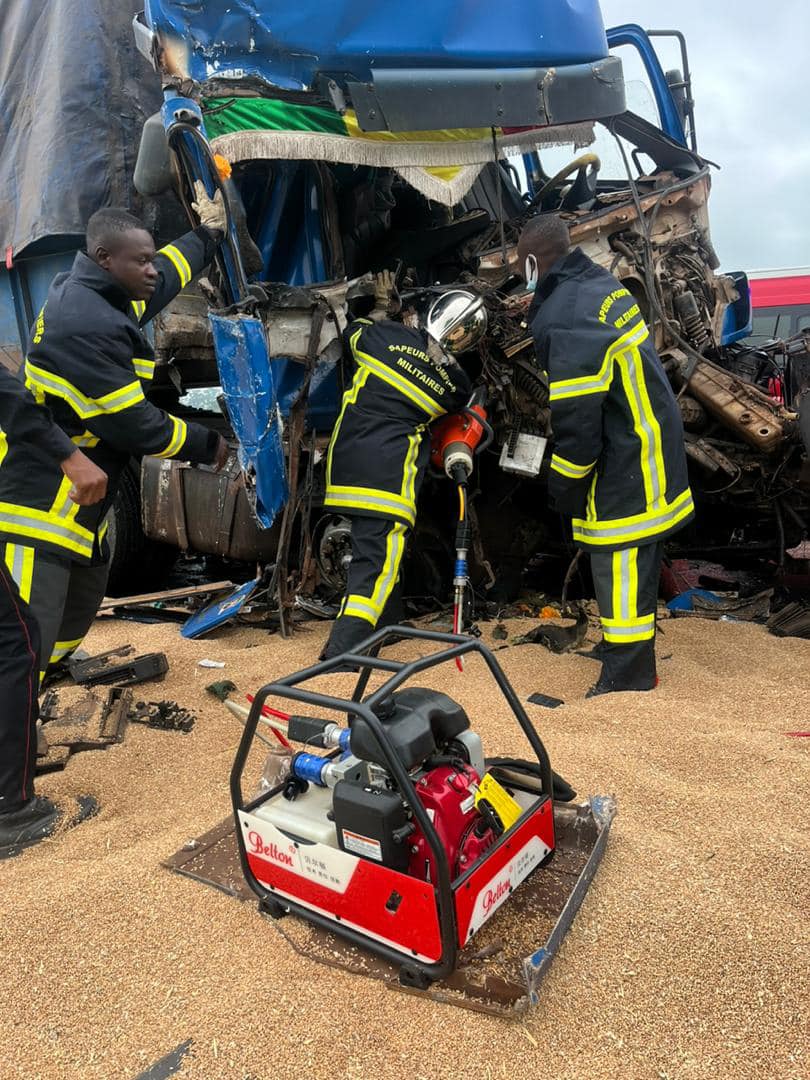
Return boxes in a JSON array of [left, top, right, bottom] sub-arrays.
[[106, 462, 178, 596]]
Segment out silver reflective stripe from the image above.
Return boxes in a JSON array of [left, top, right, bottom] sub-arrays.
[[621, 350, 664, 504], [11, 544, 24, 585], [345, 597, 378, 619], [325, 491, 415, 518], [576, 496, 692, 541], [619, 549, 630, 621], [371, 525, 405, 613], [550, 321, 649, 400], [0, 509, 93, 551], [27, 367, 95, 416], [603, 620, 655, 639]]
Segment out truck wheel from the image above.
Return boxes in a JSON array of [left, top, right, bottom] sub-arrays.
[[106, 463, 178, 596]]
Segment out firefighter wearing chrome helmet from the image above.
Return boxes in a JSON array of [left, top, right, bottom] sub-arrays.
[[320, 275, 485, 664]]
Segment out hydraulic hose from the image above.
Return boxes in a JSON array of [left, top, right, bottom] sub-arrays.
[[452, 481, 471, 673]]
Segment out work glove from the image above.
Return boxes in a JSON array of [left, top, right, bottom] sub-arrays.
[[373, 269, 401, 317], [192, 180, 227, 234]]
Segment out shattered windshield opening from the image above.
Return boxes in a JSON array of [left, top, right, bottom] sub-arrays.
[[530, 80, 660, 188]]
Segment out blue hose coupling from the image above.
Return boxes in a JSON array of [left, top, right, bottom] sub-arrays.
[[291, 751, 330, 786]]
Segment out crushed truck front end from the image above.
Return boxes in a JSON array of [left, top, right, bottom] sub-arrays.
[[131, 0, 627, 562], [131, 4, 810, 591]]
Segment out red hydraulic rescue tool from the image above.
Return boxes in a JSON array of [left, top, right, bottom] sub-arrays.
[[429, 390, 492, 669]]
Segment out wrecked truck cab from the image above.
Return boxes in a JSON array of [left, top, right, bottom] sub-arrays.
[[132, 4, 810, 594], [132, 0, 628, 575]]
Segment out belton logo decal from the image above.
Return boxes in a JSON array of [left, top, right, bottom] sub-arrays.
[[247, 830, 294, 866], [467, 835, 550, 935], [481, 879, 511, 917]]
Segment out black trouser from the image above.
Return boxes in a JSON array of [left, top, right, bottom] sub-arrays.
[[0, 560, 40, 814], [2, 543, 110, 684], [589, 542, 662, 691], [322, 516, 408, 660]]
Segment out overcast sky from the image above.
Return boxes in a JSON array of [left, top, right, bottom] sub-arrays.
[[600, 0, 810, 271]]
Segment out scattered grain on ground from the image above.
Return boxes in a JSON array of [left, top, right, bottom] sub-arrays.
[[1, 614, 807, 1080]]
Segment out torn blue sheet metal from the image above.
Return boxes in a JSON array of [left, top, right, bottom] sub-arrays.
[[143, 0, 611, 90], [181, 578, 262, 639], [209, 314, 288, 529]]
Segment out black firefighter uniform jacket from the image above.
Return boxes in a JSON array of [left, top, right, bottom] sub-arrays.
[[325, 318, 471, 527], [0, 227, 222, 563], [529, 248, 694, 551]]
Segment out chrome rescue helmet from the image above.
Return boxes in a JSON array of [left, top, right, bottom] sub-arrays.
[[425, 289, 488, 355]]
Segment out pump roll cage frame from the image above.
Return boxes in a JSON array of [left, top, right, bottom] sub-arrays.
[[230, 623, 555, 985]]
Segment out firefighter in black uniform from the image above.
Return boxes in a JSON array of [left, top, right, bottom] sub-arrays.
[[518, 216, 694, 695], [0, 185, 229, 688], [0, 366, 107, 855], [321, 277, 483, 661]]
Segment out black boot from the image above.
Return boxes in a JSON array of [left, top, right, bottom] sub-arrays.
[[0, 794, 98, 859]]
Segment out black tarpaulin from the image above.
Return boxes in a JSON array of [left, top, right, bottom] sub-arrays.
[[0, 0, 161, 256]]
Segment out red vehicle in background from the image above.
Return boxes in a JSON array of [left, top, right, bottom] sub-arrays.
[[736, 268, 810, 408], [747, 268, 810, 344]]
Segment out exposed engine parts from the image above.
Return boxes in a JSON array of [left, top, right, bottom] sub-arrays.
[[150, 149, 810, 584]]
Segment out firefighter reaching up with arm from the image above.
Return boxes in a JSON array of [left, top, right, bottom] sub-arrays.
[[518, 215, 694, 696], [0, 186, 230, 694], [320, 274, 485, 666]]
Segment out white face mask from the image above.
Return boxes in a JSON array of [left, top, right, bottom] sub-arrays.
[[524, 253, 539, 293]]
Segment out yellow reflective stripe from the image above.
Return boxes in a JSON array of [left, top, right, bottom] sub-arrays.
[[71, 431, 100, 448], [550, 453, 595, 480], [549, 320, 649, 402], [345, 522, 407, 625], [154, 416, 188, 458], [369, 522, 407, 616], [97, 380, 144, 411], [400, 431, 423, 505], [633, 349, 667, 505], [627, 548, 639, 619], [602, 621, 655, 643], [578, 487, 693, 532], [602, 613, 655, 630], [131, 300, 147, 319], [343, 596, 379, 625], [0, 429, 7, 467], [99, 518, 110, 542], [611, 550, 623, 621], [160, 244, 192, 287], [326, 365, 370, 489], [343, 600, 380, 626], [324, 486, 417, 526], [0, 502, 94, 557], [357, 354, 445, 419], [49, 637, 84, 665], [50, 474, 83, 523], [573, 489, 694, 546], [616, 347, 665, 509], [586, 471, 597, 522], [132, 357, 156, 381], [351, 328, 444, 419], [25, 362, 144, 419], [4, 543, 35, 603]]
